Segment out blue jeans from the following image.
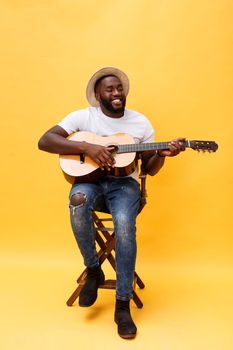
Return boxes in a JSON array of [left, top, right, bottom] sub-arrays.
[[69, 176, 141, 301]]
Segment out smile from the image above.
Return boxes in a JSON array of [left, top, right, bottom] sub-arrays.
[[111, 99, 122, 105]]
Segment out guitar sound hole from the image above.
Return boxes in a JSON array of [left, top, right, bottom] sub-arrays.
[[109, 145, 119, 155]]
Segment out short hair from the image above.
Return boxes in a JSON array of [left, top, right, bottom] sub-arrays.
[[94, 75, 117, 93]]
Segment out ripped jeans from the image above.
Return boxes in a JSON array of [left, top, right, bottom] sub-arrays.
[[69, 176, 141, 301]]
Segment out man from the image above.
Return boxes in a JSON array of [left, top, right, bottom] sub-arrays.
[[38, 67, 185, 339]]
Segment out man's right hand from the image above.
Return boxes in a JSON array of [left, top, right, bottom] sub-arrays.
[[83, 143, 116, 170], [38, 125, 116, 170]]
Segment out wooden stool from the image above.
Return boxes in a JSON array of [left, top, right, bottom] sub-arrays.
[[66, 166, 147, 309]]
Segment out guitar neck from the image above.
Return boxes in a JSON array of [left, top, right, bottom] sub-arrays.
[[117, 141, 190, 154]]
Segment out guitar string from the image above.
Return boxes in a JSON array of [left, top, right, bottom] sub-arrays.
[[117, 141, 190, 154]]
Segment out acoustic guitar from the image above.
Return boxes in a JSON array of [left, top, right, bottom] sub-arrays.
[[59, 131, 218, 183]]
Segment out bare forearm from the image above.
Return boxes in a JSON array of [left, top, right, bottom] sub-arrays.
[[38, 126, 116, 169], [143, 152, 165, 176], [38, 132, 87, 155], [141, 138, 186, 175]]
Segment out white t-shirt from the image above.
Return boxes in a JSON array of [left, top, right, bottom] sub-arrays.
[[58, 107, 154, 180]]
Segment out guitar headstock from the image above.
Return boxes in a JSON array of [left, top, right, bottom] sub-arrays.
[[190, 140, 218, 152]]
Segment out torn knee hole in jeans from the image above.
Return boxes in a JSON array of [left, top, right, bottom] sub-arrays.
[[70, 192, 87, 210]]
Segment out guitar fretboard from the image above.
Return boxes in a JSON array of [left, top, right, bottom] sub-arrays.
[[117, 141, 190, 154]]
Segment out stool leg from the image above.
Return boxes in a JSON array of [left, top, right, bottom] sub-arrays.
[[67, 213, 145, 308], [134, 272, 145, 289], [67, 271, 87, 306], [66, 284, 83, 306], [132, 290, 143, 309]]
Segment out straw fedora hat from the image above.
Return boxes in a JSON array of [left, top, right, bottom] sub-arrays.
[[86, 67, 130, 107]]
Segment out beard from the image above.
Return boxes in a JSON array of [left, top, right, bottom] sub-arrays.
[[100, 96, 126, 114]]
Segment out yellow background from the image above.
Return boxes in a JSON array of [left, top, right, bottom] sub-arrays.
[[1, 1, 232, 349]]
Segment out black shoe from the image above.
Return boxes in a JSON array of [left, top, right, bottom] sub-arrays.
[[114, 299, 137, 339], [79, 265, 105, 307]]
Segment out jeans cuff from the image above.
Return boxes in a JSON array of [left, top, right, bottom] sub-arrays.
[[116, 294, 132, 301]]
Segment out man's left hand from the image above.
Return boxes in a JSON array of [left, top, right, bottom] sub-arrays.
[[158, 138, 186, 157]]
